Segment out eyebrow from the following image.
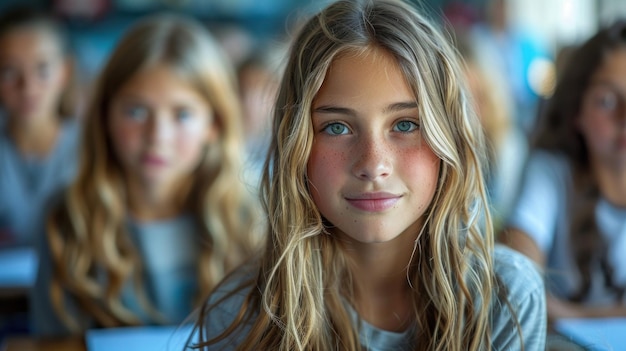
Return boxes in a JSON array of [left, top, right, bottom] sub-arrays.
[[590, 80, 622, 89], [313, 101, 418, 116], [588, 80, 626, 96], [383, 101, 419, 114], [113, 93, 146, 103]]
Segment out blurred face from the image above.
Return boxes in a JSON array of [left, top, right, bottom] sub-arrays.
[[307, 48, 440, 244], [577, 48, 626, 170], [0, 27, 67, 123], [108, 64, 217, 191]]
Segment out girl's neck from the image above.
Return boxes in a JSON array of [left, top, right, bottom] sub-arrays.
[[126, 178, 191, 222], [8, 116, 60, 157], [594, 161, 626, 207], [341, 231, 417, 331]]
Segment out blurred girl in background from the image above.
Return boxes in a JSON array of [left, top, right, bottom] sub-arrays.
[[503, 19, 626, 321], [0, 6, 79, 247], [32, 13, 261, 336]]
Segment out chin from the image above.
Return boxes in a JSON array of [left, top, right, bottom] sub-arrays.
[[343, 232, 402, 244]]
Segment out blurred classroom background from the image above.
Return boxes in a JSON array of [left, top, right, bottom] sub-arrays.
[[0, 0, 620, 135], [0, 0, 621, 128], [1, 0, 626, 350]]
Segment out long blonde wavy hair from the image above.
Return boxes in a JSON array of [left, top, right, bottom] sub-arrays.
[[200, 0, 507, 350], [46, 14, 260, 331]]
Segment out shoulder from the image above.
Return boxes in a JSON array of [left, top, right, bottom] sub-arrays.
[[59, 119, 81, 149], [203, 264, 258, 346], [207, 265, 255, 319], [507, 150, 571, 244], [493, 244, 544, 299], [525, 150, 570, 179], [491, 244, 547, 349]]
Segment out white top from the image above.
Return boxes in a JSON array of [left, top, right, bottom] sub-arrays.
[[508, 150, 626, 304]]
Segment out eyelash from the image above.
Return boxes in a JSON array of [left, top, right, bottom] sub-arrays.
[[393, 120, 420, 132], [320, 119, 420, 135], [321, 121, 350, 135]]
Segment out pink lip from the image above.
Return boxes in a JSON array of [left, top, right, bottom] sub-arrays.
[[345, 192, 401, 212], [142, 155, 167, 166]]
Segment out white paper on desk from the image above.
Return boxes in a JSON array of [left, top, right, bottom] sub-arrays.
[[0, 247, 37, 287], [86, 324, 197, 351], [555, 318, 625, 351]]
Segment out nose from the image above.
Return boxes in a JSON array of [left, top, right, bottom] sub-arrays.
[[351, 133, 392, 181], [147, 113, 174, 145], [16, 72, 37, 96]]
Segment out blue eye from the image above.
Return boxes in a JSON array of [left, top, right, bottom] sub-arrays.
[[587, 86, 622, 112], [323, 122, 349, 135], [125, 105, 148, 121], [37, 62, 51, 80], [393, 120, 419, 132], [597, 94, 618, 110], [175, 108, 193, 122]]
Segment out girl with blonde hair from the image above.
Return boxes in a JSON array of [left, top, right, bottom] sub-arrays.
[[31, 13, 261, 336], [192, 0, 545, 350]]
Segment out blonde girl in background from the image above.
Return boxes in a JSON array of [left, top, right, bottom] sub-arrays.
[[31, 13, 261, 336], [191, 0, 546, 350], [0, 6, 79, 247]]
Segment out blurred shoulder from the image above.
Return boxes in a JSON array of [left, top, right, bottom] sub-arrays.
[[204, 263, 258, 342], [494, 244, 544, 300], [527, 150, 570, 176]]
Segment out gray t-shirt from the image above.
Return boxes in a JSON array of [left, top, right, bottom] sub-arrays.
[[201, 244, 546, 350], [0, 119, 79, 246], [31, 215, 200, 336]]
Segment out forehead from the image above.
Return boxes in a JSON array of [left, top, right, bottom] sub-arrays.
[[0, 27, 63, 59], [593, 47, 626, 79], [114, 63, 208, 104], [314, 47, 414, 104]]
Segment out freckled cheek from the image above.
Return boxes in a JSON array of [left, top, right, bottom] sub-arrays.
[[308, 145, 348, 181], [109, 126, 139, 158], [307, 145, 347, 211], [172, 129, 207, 165], [402, 148, 440, 186], [582, 121, 615, 149]]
